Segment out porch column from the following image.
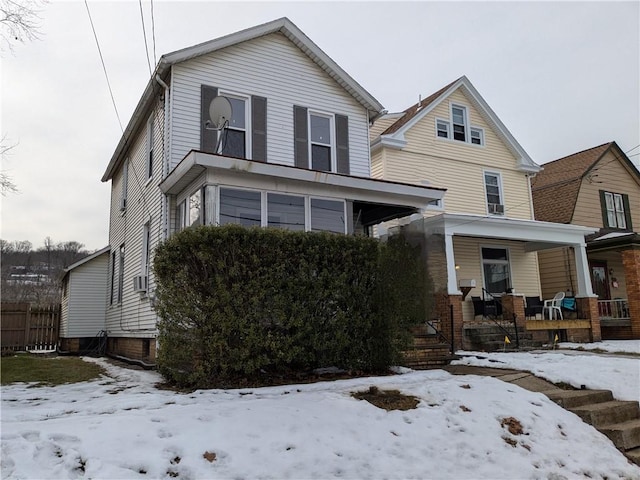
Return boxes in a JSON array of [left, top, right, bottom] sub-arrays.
[[621, 248, 640, 338], [445, 233, 460, 295], [573, 243, 594, 297]]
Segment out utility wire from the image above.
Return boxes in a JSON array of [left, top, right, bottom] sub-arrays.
[[150, 0, 157, 66], [84, 0, 123, 133], [138, 0, 153, 76]]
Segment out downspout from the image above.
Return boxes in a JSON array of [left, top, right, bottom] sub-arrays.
[[155, 74, 170, 360], [155, 74, 170, 242]]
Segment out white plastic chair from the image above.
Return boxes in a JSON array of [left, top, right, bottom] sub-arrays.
[[543, 292, 565, 320]]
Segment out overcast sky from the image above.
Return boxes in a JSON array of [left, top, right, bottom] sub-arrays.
[[1, 1, 638, 251]]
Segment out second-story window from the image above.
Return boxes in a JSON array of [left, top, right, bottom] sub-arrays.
[[310, 113, 333, 172], [600, 190, 631, 230], [484, 171, 504, 215], [294, 106, 349, 174], [222, 96, 248, 158], [146, 116, 154, 180], [120, 159, 129, 212], [200, 86, 267, 162]]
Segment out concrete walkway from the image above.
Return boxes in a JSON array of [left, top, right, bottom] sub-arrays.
[[442, 365, 559, 392], [441, 364, 640, 466]]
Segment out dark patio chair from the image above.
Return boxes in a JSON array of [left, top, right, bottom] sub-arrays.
[[525, 296, 544, 319]]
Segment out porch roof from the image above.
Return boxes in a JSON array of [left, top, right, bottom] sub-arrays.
[[588, 231, 640, 253], [424, 213, 597, 251], [159, 151, 446, 227]]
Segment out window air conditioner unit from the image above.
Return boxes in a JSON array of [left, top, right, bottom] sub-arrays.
[[488, 203, 504, 215], [133, 275, 147, 293], [119, 197, 127, 211]]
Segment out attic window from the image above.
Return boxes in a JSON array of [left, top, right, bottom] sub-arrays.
[[436, 120, 450, 138], [470, 128, 484, 145], [436, 104, 484, 146], [452, 106, 466, 141]]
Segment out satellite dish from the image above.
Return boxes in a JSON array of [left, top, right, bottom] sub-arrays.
[[208, 96, 232, 130]]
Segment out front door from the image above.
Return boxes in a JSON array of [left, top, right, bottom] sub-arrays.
[[590, 261, 610, 300]]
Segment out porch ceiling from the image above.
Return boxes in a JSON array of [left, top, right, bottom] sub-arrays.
[[423, 213, 597, 250]]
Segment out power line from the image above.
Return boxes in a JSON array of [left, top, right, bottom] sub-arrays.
[[84, 0, 123, 133], [138, 0, 152, 76], [150, 0, 157, 66], [625, 144, 640, 154]]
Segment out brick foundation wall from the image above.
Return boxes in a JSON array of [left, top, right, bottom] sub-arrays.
[[566, 328, 591, 343], [434, 292, 463, 350], [107, 337, 156, 364], [601, 326, 634, 340], [621, 248, 640, 339], [59, 337, 80, 353]]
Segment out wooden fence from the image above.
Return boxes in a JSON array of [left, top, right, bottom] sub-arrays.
[[1, 303, 60, 352]]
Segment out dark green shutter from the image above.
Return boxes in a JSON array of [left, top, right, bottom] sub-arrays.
[[335, 114, 349, 174], [598, 190, 609, 228], [201, 85, 218, 153], [294, 105, 308, 168], [251, 96, 267, 162], [622, 194, 633, 230]]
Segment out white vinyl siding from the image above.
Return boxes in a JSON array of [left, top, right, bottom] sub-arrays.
[[106, 97, 164, 337], [60, 252, 109, 338], [169, 32, 371, 176]]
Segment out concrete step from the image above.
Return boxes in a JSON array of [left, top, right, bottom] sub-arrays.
[[599, 418, 640, 450], [569, 400, 640, 427], [543, 389, 614, 408], [624, 446, 640, 466]]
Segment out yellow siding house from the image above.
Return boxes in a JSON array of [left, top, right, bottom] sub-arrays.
[[370, 76, 599, 350]]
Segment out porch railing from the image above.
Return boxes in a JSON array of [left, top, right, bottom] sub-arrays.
[[598, 299, 630, 320]]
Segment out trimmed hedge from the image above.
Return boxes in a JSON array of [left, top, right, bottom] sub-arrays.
[[153, 225, 429, 388]]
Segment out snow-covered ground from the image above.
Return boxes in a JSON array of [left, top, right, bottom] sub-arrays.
[[558, 339, 640, 354], [2, 343, 640, 479]]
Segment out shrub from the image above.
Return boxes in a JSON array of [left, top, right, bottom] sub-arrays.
[[153, 225, 429, 388]]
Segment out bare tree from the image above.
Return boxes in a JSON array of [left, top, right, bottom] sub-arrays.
[[1, 136, 19, 195], [0, 0, 45, 53]]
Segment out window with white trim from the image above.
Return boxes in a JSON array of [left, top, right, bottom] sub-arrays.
[[470, 127, 483, 145], [120, 159, 129, 212], [484, 172, 504, 215], [117, 244, 125, 303], [109, 251, 116, 305], [451, 105, 466, 141], [219, 187, 261, 227], [603, 191, 627, 229], [481, 247, 511, 295], [310, 198, 345, 233], [141, 222, 151, 279], [436, 119, 450, 138], [309, 112, 333, 172], [268, 193, 305, 231], [435, 104, 484, 146], [146, 116, 154, 180], [189, 190, 202, 227], [176, 200, 187, 232], [221, 94, 249, 158]]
